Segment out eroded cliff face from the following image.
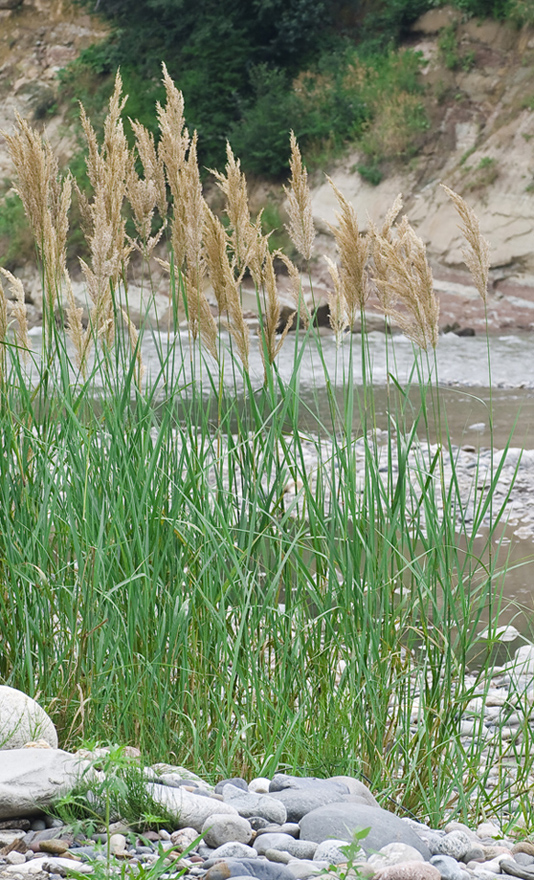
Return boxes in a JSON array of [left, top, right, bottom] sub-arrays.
[[312, 8, 534, 293], [0, 0, 107, 181], [0, 2, 533, 331]]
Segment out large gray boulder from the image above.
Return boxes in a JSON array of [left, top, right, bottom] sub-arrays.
[[147, 783, 239, 832], [0, 749, 85, 818], [299, 803, 431, 859], [0, 686, 57, 750]]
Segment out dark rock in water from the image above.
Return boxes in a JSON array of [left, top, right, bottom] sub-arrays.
[[215, 778, 249, 795], [299, 803, 431, 859], [457, 327, 475, 337], [204, 857, 295, 879], [313, 304, 330, 328]]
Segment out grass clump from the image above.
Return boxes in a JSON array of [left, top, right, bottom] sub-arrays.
[[0, 68, 528, 831]]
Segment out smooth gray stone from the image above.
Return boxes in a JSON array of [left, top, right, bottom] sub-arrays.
[[502, 860, 534, 880], [215, 778, 249, 795], [147, 783, 238, 831], [209, 842, 258, 860], [254, 832, 317, 860], [222, 785, 286, 825], [0, 750, 85, 818], [269, 789, 347, 822], [279, 824, 300, 838], [299, 804, 431, 859], [430, 855, 470, 880], [328, 777, 380, 808], [269, 775, 349, 794], [204, 857, 295, 880], [265, 848, 292, 864], [202, 814, 253, 848], [515, 855, 534, 867]]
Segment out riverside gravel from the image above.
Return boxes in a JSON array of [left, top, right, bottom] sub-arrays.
[[4, 762, 534, 880]]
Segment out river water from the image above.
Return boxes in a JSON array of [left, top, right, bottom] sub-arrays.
[[27, 326, 534, 640]]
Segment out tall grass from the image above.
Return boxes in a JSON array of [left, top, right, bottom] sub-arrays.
[[0, 69, 527, 830]]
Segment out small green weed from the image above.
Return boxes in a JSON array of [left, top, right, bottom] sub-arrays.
[[321, 828, 371, 880]]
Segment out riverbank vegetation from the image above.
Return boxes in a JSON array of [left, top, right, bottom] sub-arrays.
[[0, 74, 530, 828]]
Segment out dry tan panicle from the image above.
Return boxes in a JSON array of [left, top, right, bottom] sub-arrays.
[[275, 251, 311, 329], [210, 143, 253, 274], [157, 64, 190, 269], [284, 131, 315, 261], [2, 115, 72, 322], [381, 193, 403, 239], [184, 273, 219, 361], [0, 268, 29, 356], [325, 255, 349, 346], [157, 62, 190, 190], [326, 176, 369, 326], [441, 184, 490, 303], [202, 207, 249, 371], [372, 218, 439, 350], [129, 118, 167, 218], [78, 74, 134, 347]]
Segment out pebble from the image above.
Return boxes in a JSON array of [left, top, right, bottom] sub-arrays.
[[312, 840, 351, 864], [3, 767, 534, 880], [202, 815, 253, 848], [430, 854, 469, 880]]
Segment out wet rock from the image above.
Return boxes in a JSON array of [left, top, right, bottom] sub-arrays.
[[0, 687, 57, 751]]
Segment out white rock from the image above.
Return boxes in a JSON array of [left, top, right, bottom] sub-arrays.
[[248, 777, 271, 794], [147, 783, 238, 832], [5, 852, 26, 865], [0, 687, 57, 750], [0, 749, 86, 818], [313, 839, 351, 864], [109, 833, 127, 855], [202, 813, 253, 848], [169, 827, 199, 850], [0, 831, 26, 847], [369, 843, 425, 870], [287, 858, 328, 878]]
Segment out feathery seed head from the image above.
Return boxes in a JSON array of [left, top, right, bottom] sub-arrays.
[[284, 131, 315, 261], [441, 184, 490, 303], [326, 176, 370, 325]]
